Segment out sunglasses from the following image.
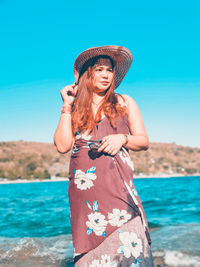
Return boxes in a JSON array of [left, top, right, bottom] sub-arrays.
[[88, 142, 101, 153]]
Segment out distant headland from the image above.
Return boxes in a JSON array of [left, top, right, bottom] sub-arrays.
[[0, 140, 199, 182]]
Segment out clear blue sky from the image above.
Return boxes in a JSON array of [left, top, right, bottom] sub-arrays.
[[0, 0, 199, 147]]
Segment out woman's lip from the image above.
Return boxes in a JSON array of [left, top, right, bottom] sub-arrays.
[[101, 82, 109, 84]]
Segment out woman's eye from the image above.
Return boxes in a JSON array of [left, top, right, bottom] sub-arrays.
[[95, 68, 113, 72]]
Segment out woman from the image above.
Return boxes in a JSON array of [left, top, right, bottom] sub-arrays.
[[54, 46, 154, 266]]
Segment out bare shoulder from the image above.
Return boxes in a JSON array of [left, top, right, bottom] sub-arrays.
[[116, 94, 132, 105], [117, 94, 138, 113], [121, 94, 136, 104]]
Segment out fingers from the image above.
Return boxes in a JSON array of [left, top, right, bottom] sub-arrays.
[[73, 85, 78, 96], [101, 144, 112, 153], [61, 83, 78, 97], [97, 135, 122, 156], [98, 137, 116, 155], [98, 144, 117, 155], [70, 83, 79, 96], [97, 137, 109, 152]]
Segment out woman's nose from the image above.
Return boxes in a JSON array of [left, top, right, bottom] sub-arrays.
[[102, 70, 108, 77]]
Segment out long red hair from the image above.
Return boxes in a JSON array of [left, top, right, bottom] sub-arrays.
[[71, 55, 127, 136]]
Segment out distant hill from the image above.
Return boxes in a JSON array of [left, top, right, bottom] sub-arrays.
[[0, 140, 199, 180]]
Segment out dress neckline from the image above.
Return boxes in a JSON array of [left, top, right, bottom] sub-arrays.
[[97, 112, 128, 124]]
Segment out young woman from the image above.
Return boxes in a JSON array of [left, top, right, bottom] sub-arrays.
[[54, 46, 154, 266]]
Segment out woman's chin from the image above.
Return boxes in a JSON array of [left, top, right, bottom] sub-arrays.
[[97, 84, 110, 91]]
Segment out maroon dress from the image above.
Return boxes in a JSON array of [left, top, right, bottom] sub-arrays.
[[68, 113, 154, 266]]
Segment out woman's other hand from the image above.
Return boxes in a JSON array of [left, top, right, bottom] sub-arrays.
[[60, 82, 78, 106], [98, 134, 126, 155]]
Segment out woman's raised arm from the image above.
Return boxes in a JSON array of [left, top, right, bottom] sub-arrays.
[[53, 83, 78, 153]]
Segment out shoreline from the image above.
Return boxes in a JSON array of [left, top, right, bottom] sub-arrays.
[[0, 174, 199, 184]]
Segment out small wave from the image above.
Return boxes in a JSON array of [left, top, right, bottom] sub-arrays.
[[150, 223, 200, 257], [165, 250, 200, 266], [0, 235, 74, 267], [1, 235, 200, 267], [153, 249, 200, 267]]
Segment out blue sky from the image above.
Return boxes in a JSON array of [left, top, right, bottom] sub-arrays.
[[0, 0, 199, 147]]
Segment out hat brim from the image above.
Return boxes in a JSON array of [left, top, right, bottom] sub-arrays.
[[73, 45, 133, 89]]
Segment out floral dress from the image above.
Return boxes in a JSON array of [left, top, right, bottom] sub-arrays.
[[68, 113, 154, 266]]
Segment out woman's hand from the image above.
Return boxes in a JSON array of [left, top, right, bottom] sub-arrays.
[[60, 82, 78, 106], [98, 134, 126, 155]]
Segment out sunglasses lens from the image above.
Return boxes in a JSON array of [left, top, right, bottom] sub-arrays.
[[89, 143, 99, 152]]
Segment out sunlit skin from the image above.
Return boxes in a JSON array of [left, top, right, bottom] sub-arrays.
[[91, 58, 114, 120], [91, 58, 114, 95]]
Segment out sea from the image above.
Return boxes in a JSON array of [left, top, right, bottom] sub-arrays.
[[0, 176, 200, 267]]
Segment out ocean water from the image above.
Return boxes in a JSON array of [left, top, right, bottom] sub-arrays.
[[0, 176, 200, 267]]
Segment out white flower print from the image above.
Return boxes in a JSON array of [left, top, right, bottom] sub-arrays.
[[74, 169, 97, 190], [101, 254, 117, 266], [124, 181, 139, 205], [86, 212, 108, 236], [117, 231, 143, 259], [108, 208, 131, 227], [132, 188, 138, 196], [89, 255, 117, 267], [129, 179, 138, 196], [75, 130, 92, 140], [124, 180, 147, 231], [89, 259, 102, 267], [118, 148, 134, 171], [101, 254, 111, 265]]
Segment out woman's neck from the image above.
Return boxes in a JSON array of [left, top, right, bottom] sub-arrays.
[[92, 93, 105, 119], [92, 93, 105, 105]]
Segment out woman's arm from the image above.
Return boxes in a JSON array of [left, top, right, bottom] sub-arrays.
[[122, 94, 149, 151], [53, 83, 78, 153], [53, 113, 74, 153]]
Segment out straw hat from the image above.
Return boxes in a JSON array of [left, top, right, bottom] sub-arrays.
[[73, 45, 133, 89]]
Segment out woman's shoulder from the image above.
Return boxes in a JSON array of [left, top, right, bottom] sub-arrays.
[[116, 94, 137, 109]]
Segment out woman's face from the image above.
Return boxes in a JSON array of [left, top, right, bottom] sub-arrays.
[[91, 58, 114, 93]]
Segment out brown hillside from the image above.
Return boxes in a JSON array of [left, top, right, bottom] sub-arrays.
[[0, 141, 199, 180]]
